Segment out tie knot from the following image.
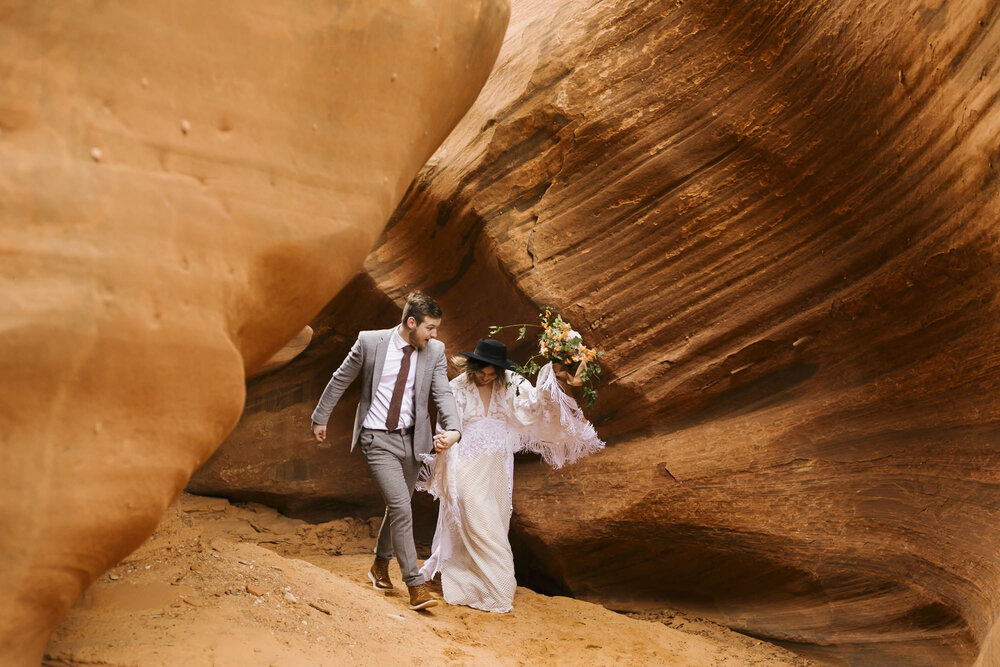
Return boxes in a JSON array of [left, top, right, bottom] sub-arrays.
[[402, 344, 413, 355]]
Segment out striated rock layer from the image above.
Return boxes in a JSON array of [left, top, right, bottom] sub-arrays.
[[366, 0, 1000, 664], [189, 0, 1000, 663], [0, 2, 509, 663]]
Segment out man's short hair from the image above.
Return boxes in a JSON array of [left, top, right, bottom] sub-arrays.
[[401, 291, 442, 325]]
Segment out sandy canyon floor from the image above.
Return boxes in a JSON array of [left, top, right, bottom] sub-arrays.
[[43, 494, 813, 666]]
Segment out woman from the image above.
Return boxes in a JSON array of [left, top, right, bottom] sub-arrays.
[[418, 338, 604, 613]]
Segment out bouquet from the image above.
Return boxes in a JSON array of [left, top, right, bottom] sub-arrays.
[[489, 307, 603, 409]]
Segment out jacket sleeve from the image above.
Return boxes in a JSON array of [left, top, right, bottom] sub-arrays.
[[430, 347, 461, 435], [311, 334, 365, 425]]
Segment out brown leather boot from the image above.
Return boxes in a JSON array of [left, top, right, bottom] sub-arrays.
[[368, 558, 393, 590], [407, 583, 439, 610]]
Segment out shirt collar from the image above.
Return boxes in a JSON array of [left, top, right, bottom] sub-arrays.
[[391, 327, 411, 351]]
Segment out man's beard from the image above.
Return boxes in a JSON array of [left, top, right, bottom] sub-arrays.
[[407, 333, 427, 350]]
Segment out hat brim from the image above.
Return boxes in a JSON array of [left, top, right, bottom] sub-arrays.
[[459, 351, 517, 370]]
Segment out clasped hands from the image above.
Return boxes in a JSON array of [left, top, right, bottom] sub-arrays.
[[433, 429, 461, 452], [313, 422, 459, 452]]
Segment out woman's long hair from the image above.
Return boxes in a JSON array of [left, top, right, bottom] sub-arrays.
[[451, 355, 506, 387]]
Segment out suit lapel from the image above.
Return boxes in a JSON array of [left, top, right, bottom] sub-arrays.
[[414, 342, 428, 402], [370, 328, 392, 400]]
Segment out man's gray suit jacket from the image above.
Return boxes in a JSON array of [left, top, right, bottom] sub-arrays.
[[310, 328, 461, 457]]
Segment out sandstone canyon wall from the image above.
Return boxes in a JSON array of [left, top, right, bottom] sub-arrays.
[[195, 0, 1000, 664], [0, 2, 509, 664]]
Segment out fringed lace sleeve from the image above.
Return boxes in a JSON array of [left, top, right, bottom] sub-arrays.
[[508, 363, 605, 468]]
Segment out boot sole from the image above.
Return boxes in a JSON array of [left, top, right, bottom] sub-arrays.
[[367, 571, 393, 591], [409, 598, 439, 611]]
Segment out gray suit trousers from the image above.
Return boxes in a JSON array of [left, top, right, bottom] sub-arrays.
[[359, 427, 423, 587]]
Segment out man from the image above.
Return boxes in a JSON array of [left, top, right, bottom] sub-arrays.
[[311, 291, 461, 610]]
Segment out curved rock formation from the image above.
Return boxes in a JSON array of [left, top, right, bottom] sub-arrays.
[[188, 273, 402, 518], [250, 326, 313, 379], [0, 2, 508, 663], [187, 0, 1000, 663], [369, 0, 1000, 664]]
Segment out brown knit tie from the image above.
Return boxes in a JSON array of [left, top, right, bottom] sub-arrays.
[[385, 344, 413, 431]]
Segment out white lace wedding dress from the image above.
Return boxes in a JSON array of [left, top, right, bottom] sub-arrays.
[[418, 362, 604, 613]]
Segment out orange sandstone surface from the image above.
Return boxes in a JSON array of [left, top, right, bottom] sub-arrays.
[[0, 2, 508, 663], [196, 0, 1000, 664]]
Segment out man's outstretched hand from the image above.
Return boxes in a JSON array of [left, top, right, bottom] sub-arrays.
[[312, 422, 327, 443], [433, 429, 461, 452]]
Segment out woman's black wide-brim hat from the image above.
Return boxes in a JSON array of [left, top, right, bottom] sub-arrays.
[[460, 338, 517, 370]]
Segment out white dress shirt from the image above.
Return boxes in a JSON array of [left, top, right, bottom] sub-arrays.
[[363, 327, 417, 430]]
